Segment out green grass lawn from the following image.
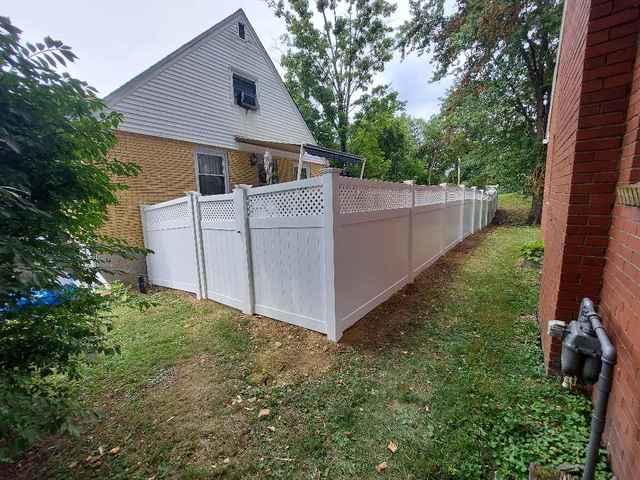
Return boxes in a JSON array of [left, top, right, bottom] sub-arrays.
[[10, 195, 610, 479], [494, 192, 532, 225]]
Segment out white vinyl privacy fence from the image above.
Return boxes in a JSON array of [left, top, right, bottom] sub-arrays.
[[141, 170, 497, 341]]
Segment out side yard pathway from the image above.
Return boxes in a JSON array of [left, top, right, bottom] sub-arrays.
[[6, 198, 609, 479]]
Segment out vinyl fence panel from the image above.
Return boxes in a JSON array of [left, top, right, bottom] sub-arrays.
[[199, 193, 246, 310], [412, 186, 446, 276], [140, 173, 497, 341], [463, 188, 474, 237], [141, 197, 200, 294], [445, 187, 464, 251], [474, 190, 484, 232], [247, 177, 328, 334], [333, 177, 413, 335]]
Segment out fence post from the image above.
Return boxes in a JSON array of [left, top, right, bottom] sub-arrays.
[[440, 183, 448, 254], [234, 185, 255, 315], [322, 168, 340, 341], [479, 190, 485, 229], [186, 191, 205, 299], [471, 186, 477, 233], [482, 192, 489, 228], [405, 181, 416, 284], [139, 204, 151, 283], [459, 185, 465, 242]]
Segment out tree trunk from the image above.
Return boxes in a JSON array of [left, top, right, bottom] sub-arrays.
[[528, 187, 544, 225], [527, 148, 546, 225], [339, 132, 348, 152], [527, 108, 548, 224]]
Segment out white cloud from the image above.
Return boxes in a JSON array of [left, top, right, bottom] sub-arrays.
[[8, 0, 452, 120]]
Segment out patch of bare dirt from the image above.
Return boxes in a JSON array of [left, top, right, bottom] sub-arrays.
[[247, 317, 340, 386], [146, 353, 252, 468], [0, 438, 58, 480]]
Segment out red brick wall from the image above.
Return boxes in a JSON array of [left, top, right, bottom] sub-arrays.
[[539, 1, 640, 478], [540, 0, 592, 369], [598, 37, 640, 480]]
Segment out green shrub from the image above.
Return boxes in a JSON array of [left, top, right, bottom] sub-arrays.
[[0, 16, 143, 459], [0, 290, 117, 459], [0, 370, 79, 462], [0, 285, 154, 460], [521, 239, 544, 265]]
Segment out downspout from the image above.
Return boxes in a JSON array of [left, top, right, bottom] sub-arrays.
[[581, 300, 617, 480]]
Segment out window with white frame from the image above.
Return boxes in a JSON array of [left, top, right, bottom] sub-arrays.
[[196, 152, 227, 195], [294, 163, 310, 180]]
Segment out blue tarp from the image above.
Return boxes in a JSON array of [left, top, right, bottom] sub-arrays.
[[2, 284, 77, 313]]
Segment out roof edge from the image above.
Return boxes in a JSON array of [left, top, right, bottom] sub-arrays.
[[103, 9, 244, 107]]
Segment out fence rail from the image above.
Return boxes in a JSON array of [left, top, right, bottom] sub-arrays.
[[141, 170, 497, 341]]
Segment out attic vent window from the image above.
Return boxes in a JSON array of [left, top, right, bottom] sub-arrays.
[[238, 22, 245, 39], [233, 74, 258, 110]]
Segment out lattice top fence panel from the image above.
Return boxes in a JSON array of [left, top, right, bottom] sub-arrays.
[[338, 179, 412, 214], [464, 188, 475, 200], [415, 186, 445, 206], [248, 185, 324, 219], [144, 200, 191, 230], [447, 187, 464, 202], [200, 198, 235, 223]]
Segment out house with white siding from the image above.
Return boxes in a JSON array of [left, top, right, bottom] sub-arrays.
[[101, 8, 359, 281]]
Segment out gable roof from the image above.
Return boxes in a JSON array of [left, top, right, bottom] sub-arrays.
[[104, 9, 316, 148]]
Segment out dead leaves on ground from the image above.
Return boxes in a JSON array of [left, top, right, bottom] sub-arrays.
[[376, 461, 388, 473], [374, 440, 398, 474]]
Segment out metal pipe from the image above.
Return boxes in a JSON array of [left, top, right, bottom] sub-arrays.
[[579, 300, 617, 480]]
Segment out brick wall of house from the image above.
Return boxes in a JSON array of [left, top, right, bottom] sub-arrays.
[[228, 150, 259, 186], [539, 0, 592, 369], [597, 34, 640, 480], [104, 131, 326, 250], [104, 130, 197, 248], [539, 1, 640, 478], [276, 157, 325, 181]]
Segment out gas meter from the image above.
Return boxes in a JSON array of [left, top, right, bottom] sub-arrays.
[[550, 298, 603, 385]]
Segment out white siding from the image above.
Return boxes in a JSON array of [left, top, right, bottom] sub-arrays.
[[106, 10, 315, 150]]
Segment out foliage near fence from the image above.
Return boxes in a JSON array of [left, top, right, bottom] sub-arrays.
[[141, 170, 497, 340]]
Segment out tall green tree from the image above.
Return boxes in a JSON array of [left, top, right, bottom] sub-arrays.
[[440, 80, 545, 192], [0, 18, 140, 301], [410, 116, 455, 184], [269, 0, 396, 151], [399, 0, 562, 222], [350, 85, 421, 180]]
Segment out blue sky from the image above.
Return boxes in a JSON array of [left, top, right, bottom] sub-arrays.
[[7, 0, 452, 119]]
